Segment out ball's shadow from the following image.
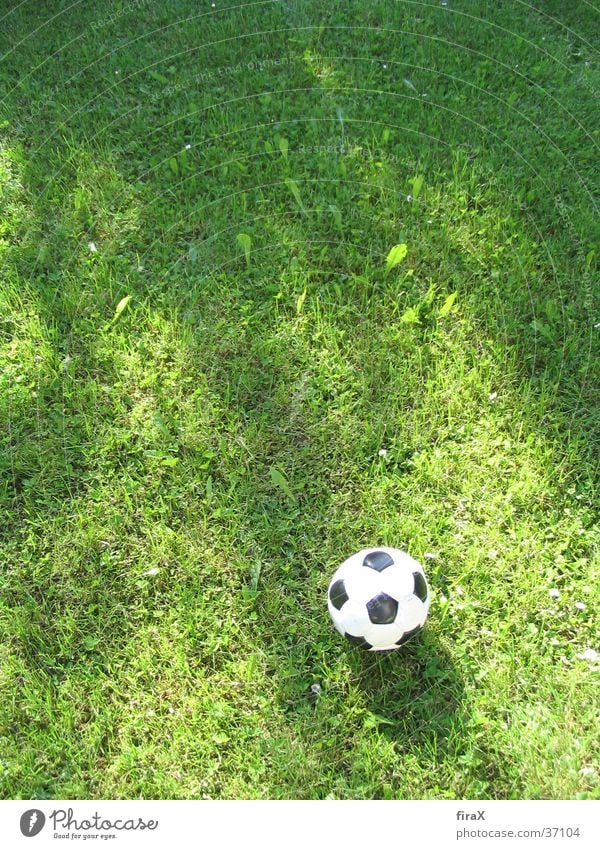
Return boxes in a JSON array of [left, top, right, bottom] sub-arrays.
[[347, 626, 469, 757]]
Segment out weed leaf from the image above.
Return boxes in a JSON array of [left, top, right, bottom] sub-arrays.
[[411, 175, 424, 199], [270, 466, 296, 504], [278, 136, 289, 159], [386, 243, 408, 274], [285, 178, 305, 214], [249, 562, 261, 592], [364, 712, 395, 729], [438, 291, 458, 317], [296, 289, 307, 315], [400, 306, 420, 324], [114, 295, 132, 320], [236, 233, 252, 268], [149, 70, 170, 84]]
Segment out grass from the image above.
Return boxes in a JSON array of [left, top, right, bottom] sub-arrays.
[[0, 0, 598, 800]]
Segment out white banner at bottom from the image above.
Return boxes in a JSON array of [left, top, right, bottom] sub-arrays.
[[0, 800, 598, 849]]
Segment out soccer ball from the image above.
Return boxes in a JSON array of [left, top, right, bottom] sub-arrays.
[[327, 547, 430, 651]]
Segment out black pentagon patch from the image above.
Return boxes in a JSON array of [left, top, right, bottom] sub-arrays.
[[363, 550, 394, 572], [396, 624, 423, 646], [367, 592, 399, 625], [413, 571, 428, 602], [345, 633, 372, 650], [329, 579, 349, 611]]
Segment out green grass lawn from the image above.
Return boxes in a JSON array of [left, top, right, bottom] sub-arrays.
[[0, 0, 598, 799]]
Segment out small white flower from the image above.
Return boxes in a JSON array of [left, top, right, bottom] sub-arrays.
[[185, 143, 191, 150], [427, 219, 433, 224], [424, 552, 438, 560], [88, 241, 97, 253], [487, 549, 498, 559], [489, 391, 497, 401], [575, 601, 586, 610], [577, 649, 598, 661], [378, 448, 388, 457], [579, 767, 595, 776], [549, 588, 560, 599], [142, 567, 160, 577]]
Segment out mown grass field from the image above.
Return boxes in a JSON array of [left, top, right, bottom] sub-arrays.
[[0, 0, 598, 799]]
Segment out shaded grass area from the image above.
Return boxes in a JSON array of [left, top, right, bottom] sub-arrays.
[[0, 0, 598, 798]]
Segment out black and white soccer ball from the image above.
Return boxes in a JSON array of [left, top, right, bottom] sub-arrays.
[[327, 547, 430, 651]]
